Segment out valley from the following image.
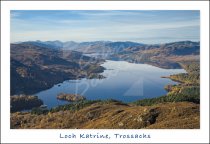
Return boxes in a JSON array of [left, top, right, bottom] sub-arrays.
[[10, 40, 200, 129], [21, 40, 199, 69]]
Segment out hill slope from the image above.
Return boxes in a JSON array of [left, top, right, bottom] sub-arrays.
[[109, 41, 200, 69], [11, 43, 105, 95], [18, 40, 145, 53], [17, 41, 199, 69], [11, 101, 199, 129]]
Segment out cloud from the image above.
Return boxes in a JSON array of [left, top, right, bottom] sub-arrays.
[[10, 10, 200, 43]]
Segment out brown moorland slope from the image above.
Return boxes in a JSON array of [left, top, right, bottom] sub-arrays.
[[11, 101, 199, 129]]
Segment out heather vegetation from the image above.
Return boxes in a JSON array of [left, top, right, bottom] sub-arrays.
[[49, 99, 125, 113], [10, 101, 199, 129]]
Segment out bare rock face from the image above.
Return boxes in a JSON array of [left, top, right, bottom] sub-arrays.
[[56, 93, 86, 102]]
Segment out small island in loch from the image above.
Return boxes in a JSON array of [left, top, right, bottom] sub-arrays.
[[57, 93, 86, 102]]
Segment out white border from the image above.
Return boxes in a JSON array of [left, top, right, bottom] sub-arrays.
[[1, 1, 209, 143]]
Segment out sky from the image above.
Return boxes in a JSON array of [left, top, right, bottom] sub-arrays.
[[10, 10, 200, 44]]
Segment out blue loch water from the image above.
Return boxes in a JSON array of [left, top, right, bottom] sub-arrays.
[[36, 60, 186, 109]]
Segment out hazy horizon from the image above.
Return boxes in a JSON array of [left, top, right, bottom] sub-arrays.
[[12, 39, 200, 45], [11, 10, 200, 44]]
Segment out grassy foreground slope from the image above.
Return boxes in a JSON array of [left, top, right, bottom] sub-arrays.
[[11, 100, 199, 129]]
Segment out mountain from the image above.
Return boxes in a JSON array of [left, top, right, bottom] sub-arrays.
[[20, 40, 61, 49], [109, 41, 200, 69], [11, 43, 105, 95], [44, 40, 63, 48], [15, 40, 200, 69], [17, 40, 145, 53], [75, 41, 145, 54]]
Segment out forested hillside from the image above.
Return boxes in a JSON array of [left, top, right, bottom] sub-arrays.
[[11, 43, 105, 95], [109, 41, 199, 69], [133, 61, 200, 106]]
